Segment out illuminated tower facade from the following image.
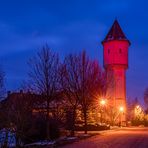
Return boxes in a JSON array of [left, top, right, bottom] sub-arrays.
[[102, 20, 130, 124]]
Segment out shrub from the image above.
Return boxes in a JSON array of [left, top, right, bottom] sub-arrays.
[[75, 124, 110, 131]]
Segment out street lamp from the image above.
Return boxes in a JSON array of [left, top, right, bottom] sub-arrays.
[[136, 105, 140, 109], [100, 99, 106, 106], [135, 105, 142, 118], [119, 106, 124, 127], [119, 106, 124, 113], [100, 99, 106, 124]]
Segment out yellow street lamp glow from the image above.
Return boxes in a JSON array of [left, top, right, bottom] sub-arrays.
[[100, 99, 106, 106], [135, 105, 142, 115], [119, 106, 124, 112]]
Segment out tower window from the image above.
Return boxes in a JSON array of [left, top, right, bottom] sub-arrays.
[[119, 48, 122, 53], [108, 49, 110, 54]]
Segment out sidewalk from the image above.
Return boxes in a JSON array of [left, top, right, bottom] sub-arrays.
[[25, 127, 122, 147]]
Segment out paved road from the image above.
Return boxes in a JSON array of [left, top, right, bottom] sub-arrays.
[[61, 127, 148, 148]]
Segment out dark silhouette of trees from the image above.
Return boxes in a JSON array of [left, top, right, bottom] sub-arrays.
[[60, 54, 81, 136], [0, 46, 115, 146], [60, 51, 106, 134], [7, 91, 34, 146], [28, 45, 61, 140], [0, 91, 37, 147], [0, 98, 10, 147], [0, 90, 55, 147], [78, 51, 105, 134]]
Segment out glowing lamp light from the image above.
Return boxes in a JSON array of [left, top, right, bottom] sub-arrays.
[[100, 99, 106, 106], [135, 105, 142, 115], [119, 106, 124, 112]]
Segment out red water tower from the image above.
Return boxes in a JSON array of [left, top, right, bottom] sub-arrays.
[[102, 20, 130, 124]]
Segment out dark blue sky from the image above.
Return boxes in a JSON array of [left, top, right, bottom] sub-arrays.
[[0, 0, 147, 102]]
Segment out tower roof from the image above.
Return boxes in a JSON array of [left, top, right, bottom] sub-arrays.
[[102, 20, 130, 44]]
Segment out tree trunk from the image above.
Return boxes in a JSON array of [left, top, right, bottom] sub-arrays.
[[46, 98, 50, 140], [16, 132, 19, 148], [16, 133, 22, 148], [84, 109, 87, 134], [70, 108, 76, 137]]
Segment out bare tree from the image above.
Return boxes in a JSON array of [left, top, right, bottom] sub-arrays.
[[78, 51, 105, 134], [61, 51, 105, 134], [60, 54, 81, 136], [28, 45, 60, 140]]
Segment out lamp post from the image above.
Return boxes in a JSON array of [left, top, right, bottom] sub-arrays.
[[100, 99, 106, 124], [119, 106, 124, 127]]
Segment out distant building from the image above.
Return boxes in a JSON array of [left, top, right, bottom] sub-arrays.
[[102, 20, 130, 125], [2, 90, 65, 119]]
